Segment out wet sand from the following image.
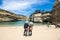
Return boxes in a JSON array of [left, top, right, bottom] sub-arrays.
[[0, 25, 60, 40]]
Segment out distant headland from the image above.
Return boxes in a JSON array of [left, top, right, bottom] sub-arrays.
[[0, 9, 28, 22]]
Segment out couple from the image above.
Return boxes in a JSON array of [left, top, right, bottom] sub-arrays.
[[24, 21, 33, 36]]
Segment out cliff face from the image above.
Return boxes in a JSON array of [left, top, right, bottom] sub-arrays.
[[51, 0, 60, 24], [0, 9, 27, 22], [29, 10, 51, 23]]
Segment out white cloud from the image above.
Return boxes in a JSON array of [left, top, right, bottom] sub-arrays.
[[0, 1, 32, 10], [4, 2, 31, 10], [0, 0, 54, 17], [0, 0, 52, 10]]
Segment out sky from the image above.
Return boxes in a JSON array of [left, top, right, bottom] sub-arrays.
[[0, 0, 55, 17]]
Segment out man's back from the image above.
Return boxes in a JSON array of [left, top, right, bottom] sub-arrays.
[[24, 23, 29, 28]]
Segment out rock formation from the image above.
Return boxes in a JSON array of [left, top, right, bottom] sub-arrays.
[[0, 9, 27, 22], [51, 0, 60, 24]]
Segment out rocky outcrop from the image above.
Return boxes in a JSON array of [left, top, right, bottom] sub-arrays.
[[29, 10, 43, 23], [29, 10, 51, 23], [51, 0, 60, 24], [0, 9, 28, 22]]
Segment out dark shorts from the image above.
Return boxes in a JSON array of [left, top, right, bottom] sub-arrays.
[[24, 28, 28, 31]]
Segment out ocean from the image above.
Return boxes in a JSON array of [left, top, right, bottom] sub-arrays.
[[0, 21, 47, 27], [0, 21, 25, 26]]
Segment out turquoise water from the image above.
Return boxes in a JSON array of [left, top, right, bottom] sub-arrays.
[[0, 21, 47, 26], [0, 21, 25, 26]]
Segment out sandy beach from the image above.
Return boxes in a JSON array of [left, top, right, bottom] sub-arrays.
[[0, 25, 60, 40]]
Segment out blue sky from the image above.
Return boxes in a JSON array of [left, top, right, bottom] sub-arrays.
[[0, 0, 55, 17]]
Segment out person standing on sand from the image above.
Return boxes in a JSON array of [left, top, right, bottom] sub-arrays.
[[24, 21, 29, 36], [47, 22, 50, 28], [29, 22, 33, 36]]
